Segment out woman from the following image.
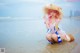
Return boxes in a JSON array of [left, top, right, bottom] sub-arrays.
[[43, 4, 74, 44]]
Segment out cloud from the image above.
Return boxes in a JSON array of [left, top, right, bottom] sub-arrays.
[[23, 0, 55, 3], [64, 0, 80, 2], [0, 0, 56, 4]]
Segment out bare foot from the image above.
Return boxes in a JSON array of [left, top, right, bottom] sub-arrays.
[[68, 34, 75, 42]]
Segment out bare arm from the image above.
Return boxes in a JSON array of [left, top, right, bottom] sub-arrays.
[[55, 18, 61, 31], [43, 15, 50, 29]]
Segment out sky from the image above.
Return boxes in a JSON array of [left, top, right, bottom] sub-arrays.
[[0, 0, 80, 18]]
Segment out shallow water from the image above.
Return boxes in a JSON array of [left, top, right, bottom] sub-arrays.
[[0, 17, 80, 53]]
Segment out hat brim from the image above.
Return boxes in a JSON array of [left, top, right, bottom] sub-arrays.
[[44, 4, 62, 14]]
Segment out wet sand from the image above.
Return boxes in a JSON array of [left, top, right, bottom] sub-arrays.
[[0, 17, 80, 53]]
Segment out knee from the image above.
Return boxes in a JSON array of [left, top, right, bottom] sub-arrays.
[[51, 34, 58, 42], [46, 34, 52, 40], [46, 34, 56, 44], [51, 34, 57, 39]]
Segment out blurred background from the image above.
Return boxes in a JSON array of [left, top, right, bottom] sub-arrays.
[[0, 0, 80, 19]]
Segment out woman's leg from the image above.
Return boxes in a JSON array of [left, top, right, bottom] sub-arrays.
[[58, 30, 70, 41], [46, 34, 54, 43], [51, 34, 58, 43], [58, 30, 74, 42]]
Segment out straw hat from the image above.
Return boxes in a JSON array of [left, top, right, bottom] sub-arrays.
[[44, 4, 62, 15]]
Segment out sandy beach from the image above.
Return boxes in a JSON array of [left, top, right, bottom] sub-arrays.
[[0, 17, 80, 53]]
